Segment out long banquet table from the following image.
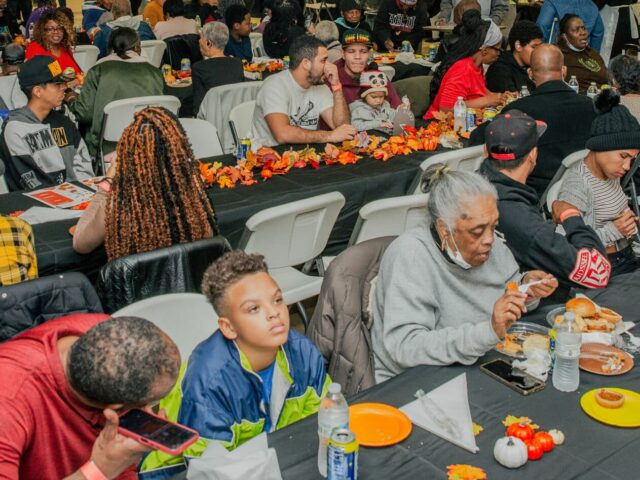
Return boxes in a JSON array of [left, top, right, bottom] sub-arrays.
[[0, 149, 435, 278], [269, 327, 640, 480]]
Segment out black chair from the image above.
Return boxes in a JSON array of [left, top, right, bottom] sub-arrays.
[[0, 272, 103, 342], [96, 235, 232, 313], [162, 34, 203, 71]]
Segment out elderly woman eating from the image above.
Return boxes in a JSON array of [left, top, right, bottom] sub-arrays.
[[371, 166, 558, 382]]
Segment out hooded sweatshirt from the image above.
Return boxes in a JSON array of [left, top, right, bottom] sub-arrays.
[[485, 50, 536, 94], [1, 107, 93, 191], [372, 0, 429, 51], [93, 15, 156, 57], [479, 160, 611, 291], [82, 1, 111, 32]]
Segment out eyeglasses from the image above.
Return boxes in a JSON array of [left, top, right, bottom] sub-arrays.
[[44, 26, 64, 33]]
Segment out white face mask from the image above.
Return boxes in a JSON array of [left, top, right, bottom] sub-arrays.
[[445, 226, 473, 270]]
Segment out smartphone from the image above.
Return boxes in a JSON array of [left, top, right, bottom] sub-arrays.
[[479, 358, 546, 396], [118, 408, 199, 455]]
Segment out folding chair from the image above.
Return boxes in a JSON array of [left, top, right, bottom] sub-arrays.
[[73, 45, 100, 72], [238, 192, 346, 330], [304, 1, 337, 22], [140, 40, 167, 68], [319, 194, 429, 274], [229, 100, 256, 147], [410, 145, 486, 194], [113, 293, 217, 359], [540, 149, 588, 213], [98, 95, 181, 173], [0, 75, 26, 110], [179, 118, 224, 159]]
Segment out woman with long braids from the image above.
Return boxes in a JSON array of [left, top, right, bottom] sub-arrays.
[[72, 107, 217, 259], [424, 9, 508, 119], [26, 10, 81, 76]]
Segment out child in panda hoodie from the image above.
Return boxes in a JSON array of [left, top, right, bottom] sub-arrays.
[[349, 70, 396, 132]]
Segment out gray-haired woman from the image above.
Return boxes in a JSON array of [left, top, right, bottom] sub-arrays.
[[192, 20, 244, 113], [371, 165, 558, 383], [315, 20, 343, 64]]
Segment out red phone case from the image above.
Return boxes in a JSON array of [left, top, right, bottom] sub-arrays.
[[118, 410, 199, 456]]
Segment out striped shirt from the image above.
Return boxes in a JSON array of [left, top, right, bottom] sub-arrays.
[[580, 161, 629, 240]]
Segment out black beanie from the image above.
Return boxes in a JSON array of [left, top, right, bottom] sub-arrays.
[[586, 89, 640, 152], [341, 0, 362, 12]]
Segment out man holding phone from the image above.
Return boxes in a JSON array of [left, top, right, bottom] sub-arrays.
[[0, 314, 181, 479]]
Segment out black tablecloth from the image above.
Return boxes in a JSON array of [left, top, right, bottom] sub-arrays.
[[269, 327, 640, 480], [0, 150, 432, 277]]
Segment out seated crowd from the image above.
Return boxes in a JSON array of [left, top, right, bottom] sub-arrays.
[[1, 1, 640, 478]]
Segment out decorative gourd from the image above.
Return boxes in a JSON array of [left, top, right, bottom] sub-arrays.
[[533, 432, 555, 453], [493, 436, 528, 469], [506, 421, 535, 442], [548, 429, 565, 445], [525, 440, 544, 460]]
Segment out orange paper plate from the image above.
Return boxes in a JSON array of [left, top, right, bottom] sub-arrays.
[[349, 403, 412, 447]]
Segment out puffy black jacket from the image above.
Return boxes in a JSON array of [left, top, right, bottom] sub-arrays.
[[0, 272, 102, 342]]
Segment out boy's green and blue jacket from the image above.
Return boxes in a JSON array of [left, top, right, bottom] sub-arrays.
[[139, 329, 330, 478]]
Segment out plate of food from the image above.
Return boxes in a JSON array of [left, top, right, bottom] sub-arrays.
[[546, 297, 623, 333], [495, 322, 550, 359], [580, 388, 640, 427], [579, 343, 634, 375]]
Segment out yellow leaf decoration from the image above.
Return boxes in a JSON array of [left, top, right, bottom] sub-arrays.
[[472, 422, 483, 436], [447, 464, 487, 480], [502, 415, 539, 429]]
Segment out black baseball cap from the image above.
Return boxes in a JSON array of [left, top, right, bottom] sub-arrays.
[[3, 43, 25, 65], [485, 110, 547, 161], [18, 55, 68, 89]]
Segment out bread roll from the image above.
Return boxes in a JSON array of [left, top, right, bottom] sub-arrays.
[[566, 297, 596, 318], [596, 307, 622, 324]]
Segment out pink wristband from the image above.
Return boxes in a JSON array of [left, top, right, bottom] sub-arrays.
[[559, 208, 580, 223], [80, 461, 109, 480]]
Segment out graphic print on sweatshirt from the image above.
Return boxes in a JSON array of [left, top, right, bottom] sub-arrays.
[[388, 13, 416, 32]]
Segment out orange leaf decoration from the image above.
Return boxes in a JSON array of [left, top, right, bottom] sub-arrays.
[[447, 464, 487, 480]]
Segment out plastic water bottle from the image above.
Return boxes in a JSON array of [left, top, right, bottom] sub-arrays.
[[587, 82, 599, 99], [453, 96, 466, 133], [552, 312, 581, 392], [393, 96, 415, 135], [317, 383, 349, 477], [568, 76, 579, 94], [519, 85, 530, 98], [195, 15, 202, 33]]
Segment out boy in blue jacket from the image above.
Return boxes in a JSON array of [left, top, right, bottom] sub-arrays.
[[140, 250, 330, 478]]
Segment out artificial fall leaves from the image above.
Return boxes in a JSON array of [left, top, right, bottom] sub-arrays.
[[199, 124, 452, 189], [447, 464, 487, 480]]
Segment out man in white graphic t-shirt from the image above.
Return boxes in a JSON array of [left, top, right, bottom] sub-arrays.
[[251, 35, 356, 147]]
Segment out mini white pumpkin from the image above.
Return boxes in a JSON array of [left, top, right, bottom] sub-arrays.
[[494, 436, 528, 469], [548, 429, 565, 445]]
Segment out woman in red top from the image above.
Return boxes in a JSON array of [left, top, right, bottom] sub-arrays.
[[425, 10, 508, 119], [26, 10, 82, 76]]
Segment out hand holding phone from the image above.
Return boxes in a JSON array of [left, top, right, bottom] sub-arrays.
[[118, 408, 199, 456], [88, 408, 155, 479]]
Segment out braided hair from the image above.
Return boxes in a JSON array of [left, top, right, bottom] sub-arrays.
[[429, 9, 489, 102], [105, 107, 217, 260]]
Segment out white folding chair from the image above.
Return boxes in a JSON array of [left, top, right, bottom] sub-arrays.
[[229, 100, 256, 146], [543, 149, 588, 212], [0, 75, 26, 110], [0, 174, 8, 194], [238, 192, 346, 329], [198, 82, 262, 153], [140, 40, 167, 68], [249, 32, 264, 57], [99, 95, 181, 172], [73, 45, 100, 72], [378, 65, 395, 81], [113, 293, 218, 359], [412, 145, 486, 193], [179, 118, 223, 159], [320, 194, 429, 274]]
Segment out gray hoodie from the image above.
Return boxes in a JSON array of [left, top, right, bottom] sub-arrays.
[[371, 220, 521, 382], [1, 107, 93, 191]]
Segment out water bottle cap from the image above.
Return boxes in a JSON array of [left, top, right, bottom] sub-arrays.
[[457, 96, 463, 100], [328, 383, 341, 394]]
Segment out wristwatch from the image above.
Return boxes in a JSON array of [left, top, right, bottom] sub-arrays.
[[79, 460, 108, 480]]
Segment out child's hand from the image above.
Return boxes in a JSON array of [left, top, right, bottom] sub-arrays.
[[381, 121, 393, 129]]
